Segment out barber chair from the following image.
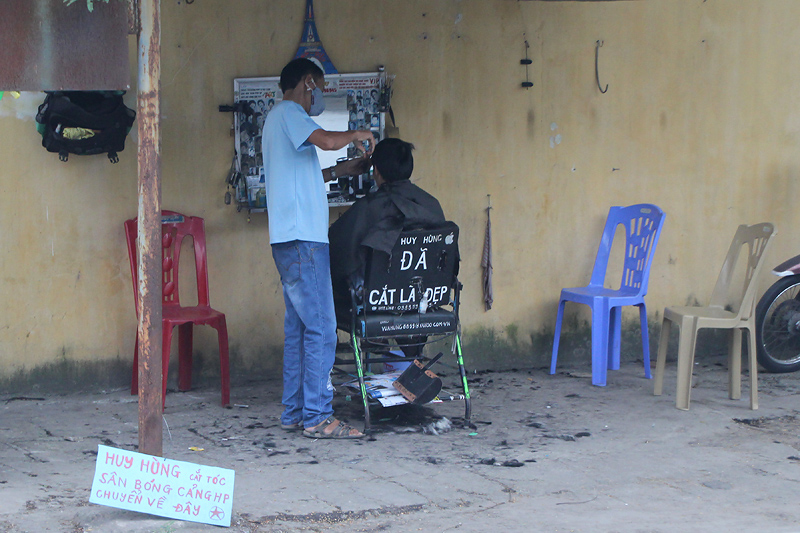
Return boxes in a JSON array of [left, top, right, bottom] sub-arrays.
[[334, 222, 471, 432]]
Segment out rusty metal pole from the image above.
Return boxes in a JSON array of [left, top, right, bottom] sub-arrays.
[[136, 0, 163, 457]]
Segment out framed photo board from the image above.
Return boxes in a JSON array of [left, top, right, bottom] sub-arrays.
[[232, 72, 387, 212]]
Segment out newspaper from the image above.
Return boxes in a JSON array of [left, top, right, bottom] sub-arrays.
[[342, 372, 464, 407]]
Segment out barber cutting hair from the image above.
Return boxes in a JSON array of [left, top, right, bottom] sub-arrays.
[[261, 58, 373, 440]]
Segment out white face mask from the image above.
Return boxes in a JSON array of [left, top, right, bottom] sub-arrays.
[[306, 79, 326, 116]]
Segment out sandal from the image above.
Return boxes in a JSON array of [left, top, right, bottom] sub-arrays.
[[303, 416, 364, 439], [280, 421, 303, 431]]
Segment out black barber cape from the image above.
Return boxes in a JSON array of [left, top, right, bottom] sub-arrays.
[[329, 179, 446, 318]]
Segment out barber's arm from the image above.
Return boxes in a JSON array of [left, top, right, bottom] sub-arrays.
[[308, 128, 376, 154], [322, 156, 372, 183]]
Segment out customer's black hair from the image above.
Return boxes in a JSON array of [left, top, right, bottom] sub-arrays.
[[372, 138, 414, 183], [279, 58, 324, 92]]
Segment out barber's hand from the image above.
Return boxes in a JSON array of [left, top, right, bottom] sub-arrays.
[[352, 130, 376, 155], [335, 156, 372, 177]]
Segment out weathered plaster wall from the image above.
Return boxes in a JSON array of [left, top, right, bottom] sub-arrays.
[[2, 0, 799, 389]]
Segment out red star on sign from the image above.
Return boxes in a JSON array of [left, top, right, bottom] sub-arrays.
[[210, 506, 225, 520]]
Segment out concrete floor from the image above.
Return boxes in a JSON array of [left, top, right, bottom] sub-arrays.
[[2, 354, 800, 532]]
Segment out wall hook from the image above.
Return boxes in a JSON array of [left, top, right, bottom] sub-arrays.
[[595, 40, 609, 94], [520, 40, 533, 89]]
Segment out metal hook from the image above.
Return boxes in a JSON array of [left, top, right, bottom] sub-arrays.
[[595, 40, 609, 94], [487, 194, 492, 211]]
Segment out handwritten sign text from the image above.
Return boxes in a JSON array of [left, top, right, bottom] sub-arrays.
[[89, 445, 235, 527]]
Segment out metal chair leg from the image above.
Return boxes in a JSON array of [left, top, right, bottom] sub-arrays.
[[455, 333, 471, 422], [351, 333, 371, 433]]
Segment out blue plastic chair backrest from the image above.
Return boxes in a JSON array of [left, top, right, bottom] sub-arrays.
[[588, 204, 666, 295]]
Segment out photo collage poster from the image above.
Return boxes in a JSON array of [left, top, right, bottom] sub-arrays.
[[233, 72, 384, 210]]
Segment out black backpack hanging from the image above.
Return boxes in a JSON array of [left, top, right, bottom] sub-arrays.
[[35, 91, 136, 163]]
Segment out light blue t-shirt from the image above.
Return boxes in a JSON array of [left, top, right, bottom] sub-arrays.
[[261, 101, 328, 244]]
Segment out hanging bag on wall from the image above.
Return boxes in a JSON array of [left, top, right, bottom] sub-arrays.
[[35, 91, 136, 163]]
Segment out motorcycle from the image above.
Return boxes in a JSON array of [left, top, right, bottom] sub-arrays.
[[755, 254, 800, 372]]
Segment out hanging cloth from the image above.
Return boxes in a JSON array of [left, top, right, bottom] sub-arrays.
[[482, 204, 493, 311]]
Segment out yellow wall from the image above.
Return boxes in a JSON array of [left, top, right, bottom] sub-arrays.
[[2, 0, 799, 385]]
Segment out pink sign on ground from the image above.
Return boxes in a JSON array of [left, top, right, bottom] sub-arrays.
[[89, 445, 235, 527]]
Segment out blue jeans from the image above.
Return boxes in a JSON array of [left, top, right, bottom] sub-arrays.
[[271, 240, 337, 428]]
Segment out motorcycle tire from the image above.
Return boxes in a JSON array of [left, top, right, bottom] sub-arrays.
[[755, 274, 800, 373]]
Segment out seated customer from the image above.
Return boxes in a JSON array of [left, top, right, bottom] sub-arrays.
[[329, 138, 447, 332]]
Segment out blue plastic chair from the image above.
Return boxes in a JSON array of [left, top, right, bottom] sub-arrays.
[[550, 204, 666, 386]]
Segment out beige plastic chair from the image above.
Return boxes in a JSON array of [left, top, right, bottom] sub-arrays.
[[654, 223, 775, 410]]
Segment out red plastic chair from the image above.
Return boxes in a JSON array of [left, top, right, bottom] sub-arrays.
[[124, 210, 230, 408]]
